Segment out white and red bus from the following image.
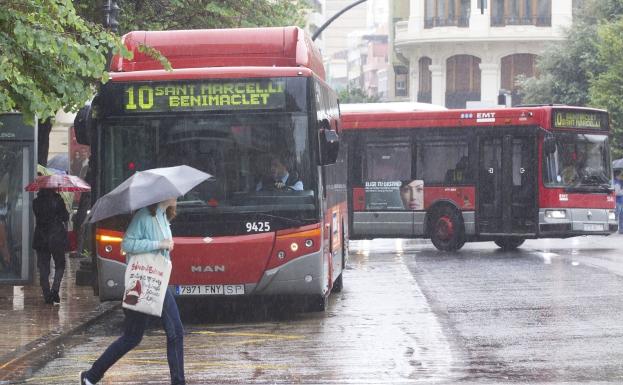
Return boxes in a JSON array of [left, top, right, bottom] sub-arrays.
[[342, 105, 616, 251], [75, 27, 347, 311]]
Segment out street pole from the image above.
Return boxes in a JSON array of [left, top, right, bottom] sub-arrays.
[[102, 0, 120, 33], [75, 0, 121, 287], [312, 0, 367, 41]]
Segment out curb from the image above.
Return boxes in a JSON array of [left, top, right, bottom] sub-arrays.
[[0, 301, 120, 382]]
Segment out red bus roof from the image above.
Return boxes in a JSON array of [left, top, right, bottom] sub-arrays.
[[110, 27, 325, 80], [108, 67, 314, 82], [341, 105, 609, 132]]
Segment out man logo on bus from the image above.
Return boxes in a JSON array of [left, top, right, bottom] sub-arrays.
[[191, 265, 226, 273]]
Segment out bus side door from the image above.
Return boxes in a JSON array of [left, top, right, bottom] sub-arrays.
[[478, 134, 537, 235]]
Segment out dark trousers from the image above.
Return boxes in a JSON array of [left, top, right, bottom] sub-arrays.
[[85, 288, 185, 385], [36, 249, 65, 294]]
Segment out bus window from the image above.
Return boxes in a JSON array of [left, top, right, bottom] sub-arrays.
[[416, 139, 470, 184], [364, 140, 411, 181]]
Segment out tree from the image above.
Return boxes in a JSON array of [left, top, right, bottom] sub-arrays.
[[338, 87, 381, 103], [74, 0, 308, 33], [590, 18, 623, 157], [0, 1, 128, 126], [517, 0, 623, 156], [516, 1, 608, 105]]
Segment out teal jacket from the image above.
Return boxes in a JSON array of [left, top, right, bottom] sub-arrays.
[[121, 207, 172, 262]]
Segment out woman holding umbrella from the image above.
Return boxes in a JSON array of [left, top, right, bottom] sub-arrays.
[[26, 173, 90, 304], [80, 198, 184, 385], [80, 166, 212, 385]]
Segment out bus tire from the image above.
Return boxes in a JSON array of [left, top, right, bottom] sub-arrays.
[[429, 206, 466, 251], [494, 238, 525, 250], [304, 294, 328, 312], [331, 272, 343, 293]]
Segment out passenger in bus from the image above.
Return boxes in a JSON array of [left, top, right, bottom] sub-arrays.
[[256, 155, 303, 191], [445, 156, 472, 184], [399, 180, 424, 210], [561, 151, 586, 185]]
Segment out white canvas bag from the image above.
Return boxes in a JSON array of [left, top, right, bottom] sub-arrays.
[[121, 215, 172, 317]]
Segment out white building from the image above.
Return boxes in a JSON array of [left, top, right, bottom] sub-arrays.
[[390, 0, 574, 107]]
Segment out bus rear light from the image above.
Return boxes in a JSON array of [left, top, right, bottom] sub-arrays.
[[277, 251, 286, 259], [545, 210, 567, 219], [609, 210, 616, 220], [104, 245, 113, 253], [290, 242, 299, 252], [305, 239, 313, 248]]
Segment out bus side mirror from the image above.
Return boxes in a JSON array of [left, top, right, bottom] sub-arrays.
[[319, 128, 339, 165], [74, 103, 92, 145], [544, 135, 556, 154]]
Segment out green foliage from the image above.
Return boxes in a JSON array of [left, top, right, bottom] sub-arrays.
[[517, 5, 604, 106], [338, 88, 381, 103], [517, 0, 623, 156], [75, 0, 308, 33], [0, 0, 131, 123], [590, 18, 623, 157]]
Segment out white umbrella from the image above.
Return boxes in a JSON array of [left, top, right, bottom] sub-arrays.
[[88, 165, 212, 223]]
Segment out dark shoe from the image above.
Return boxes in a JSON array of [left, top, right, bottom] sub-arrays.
[[51, 290, 60, 304], [43, 291, 53, 304], [80, 371, 94, 385]]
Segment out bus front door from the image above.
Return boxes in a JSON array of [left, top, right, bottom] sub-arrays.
[[478, 135, 537, 236]]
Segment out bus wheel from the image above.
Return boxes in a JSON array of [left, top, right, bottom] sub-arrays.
[[430, 206, 465, 251], [331, 273, 343, 293], [494, 238, 525, 250], [303, 294, 328, 312]]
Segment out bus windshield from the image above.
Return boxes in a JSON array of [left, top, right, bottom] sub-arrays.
[[543, 133, 611, 190], [100, 112, 316, 228]]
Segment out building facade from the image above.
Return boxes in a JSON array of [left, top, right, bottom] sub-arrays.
[[390, 0, 573, 107]]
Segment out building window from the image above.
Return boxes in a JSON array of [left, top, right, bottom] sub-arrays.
[[446, 55, 481, 109], [491, 0, 551, 26], [501, 53, 537, 105], [395, 65, 409, 97], [425, 0, 471, 28], [417, 57, 432, 103]]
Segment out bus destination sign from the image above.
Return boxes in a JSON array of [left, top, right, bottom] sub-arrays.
[[116, 79, 286, 113], [552, 110, 608, 130]]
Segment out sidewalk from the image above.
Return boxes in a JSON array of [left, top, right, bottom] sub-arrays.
[[0, 255, 118, 380]]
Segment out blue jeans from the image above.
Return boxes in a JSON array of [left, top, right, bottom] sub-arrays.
[[618, 203, 623, 233], [85, 288, 185, 384]]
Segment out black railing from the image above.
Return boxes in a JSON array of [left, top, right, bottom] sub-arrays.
[[424, 16, 469, 29], [491, 16, 551, 27], [445, 91, 481, 109], [417, 92, 432, 104]]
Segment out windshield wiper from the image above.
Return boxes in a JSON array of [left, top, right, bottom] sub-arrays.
[[250, 212, 310, 226]]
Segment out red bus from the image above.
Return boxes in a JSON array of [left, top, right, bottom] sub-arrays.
[[75, 27, 347, 311], [342, 105, 616, 251]]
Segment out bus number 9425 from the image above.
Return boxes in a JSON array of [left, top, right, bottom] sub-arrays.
[[245, 221, 271, 232]]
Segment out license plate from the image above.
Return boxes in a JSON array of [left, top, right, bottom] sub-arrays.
[[175, 285, 244, 296], [583, 224, 604, 231]]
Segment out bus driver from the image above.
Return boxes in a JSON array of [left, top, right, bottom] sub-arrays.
[[256, 155, 303, 191]]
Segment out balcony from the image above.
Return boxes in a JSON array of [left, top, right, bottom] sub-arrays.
[[491, 15, 551, 27], [424, 16, 469, 29]]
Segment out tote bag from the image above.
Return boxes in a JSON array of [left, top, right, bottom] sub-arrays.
[[122, 252, 172, 317]]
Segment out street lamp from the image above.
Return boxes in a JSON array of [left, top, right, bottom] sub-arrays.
[[102, 0, 120, 33], [312, 0, 367, 41]]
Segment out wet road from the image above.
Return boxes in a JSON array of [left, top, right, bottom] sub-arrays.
[[14, 235, 623, 384]]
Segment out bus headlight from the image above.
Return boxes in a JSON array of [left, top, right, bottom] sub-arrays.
[[609, 210, 616, 221], [545, 210, 567, 219]]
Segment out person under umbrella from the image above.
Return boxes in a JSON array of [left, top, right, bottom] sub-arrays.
[[32, 188, 69, 304], [81, 165, 211, 385], [26, 173, 90, 304]]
